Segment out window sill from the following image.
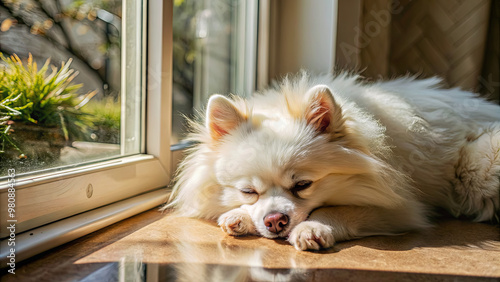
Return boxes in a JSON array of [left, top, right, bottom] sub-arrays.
[[0, 154, 170, 237], [0, 188, 169, 265]]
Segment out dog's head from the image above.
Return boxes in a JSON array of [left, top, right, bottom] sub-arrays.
[[206, 84, 355, 238]]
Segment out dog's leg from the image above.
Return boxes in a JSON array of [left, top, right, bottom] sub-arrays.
[[218, 208, 257, 236], [452, 124, 500, 222], [288, 205, 428, 251]]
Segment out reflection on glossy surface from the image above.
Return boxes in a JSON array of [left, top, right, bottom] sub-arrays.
[[6, 211, 500, 281], [77, 262, 499, 282]]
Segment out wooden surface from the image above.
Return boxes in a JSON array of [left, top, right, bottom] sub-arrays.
[[3, 209, 499, 281]]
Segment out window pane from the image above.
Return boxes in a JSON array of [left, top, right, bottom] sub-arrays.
[[0, 0, 142, 176], [172, 0, 257, 144]]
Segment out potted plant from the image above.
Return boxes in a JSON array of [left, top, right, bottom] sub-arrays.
[[0, 53, 96, 167]]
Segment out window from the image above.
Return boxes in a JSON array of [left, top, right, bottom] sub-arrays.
[[0, 0, 134, 175], [0, 0, 262, 262], [171, 0, 259, 144], [0, 0, 170, 261]]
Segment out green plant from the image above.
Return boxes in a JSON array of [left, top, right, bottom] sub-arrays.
[[82, 96, 121, 144], [0, 93, 26, 154], [1, 0, 122, 96], [0, 53, 97, 144]]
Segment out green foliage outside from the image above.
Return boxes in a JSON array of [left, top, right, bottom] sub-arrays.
[[82, 96, 120, 144], [0, 0, 122, 96], [0, 53, 96, 157], [0, 91, 24, 154]]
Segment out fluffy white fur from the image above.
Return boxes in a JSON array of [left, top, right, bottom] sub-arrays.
[[164, 72, 500, 251]]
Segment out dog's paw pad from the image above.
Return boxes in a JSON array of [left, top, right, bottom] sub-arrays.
[[288, 221, 334, 251], [218, 210, 255, 236]]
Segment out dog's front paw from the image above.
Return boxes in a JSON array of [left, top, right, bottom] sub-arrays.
[[218, 209, 256, 236], [288, 221, 335, 251]]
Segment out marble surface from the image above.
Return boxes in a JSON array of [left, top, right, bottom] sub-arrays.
[[3, 209, 500, 281]]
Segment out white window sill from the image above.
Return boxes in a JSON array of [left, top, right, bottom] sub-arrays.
[[0, 188, 169, 264]]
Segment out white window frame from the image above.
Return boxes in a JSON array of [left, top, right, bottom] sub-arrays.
[[0, 0, 173, 263], [232, 0, 259, 97]]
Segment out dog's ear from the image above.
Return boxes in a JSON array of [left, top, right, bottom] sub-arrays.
[[304, 85, 343, 134], [206, 94, 246, 140]]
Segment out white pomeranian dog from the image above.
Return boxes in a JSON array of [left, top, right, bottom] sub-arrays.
[[164, 72, 500, 251]]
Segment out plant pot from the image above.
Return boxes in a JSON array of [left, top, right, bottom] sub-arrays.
[[3, 122, 67, 163]]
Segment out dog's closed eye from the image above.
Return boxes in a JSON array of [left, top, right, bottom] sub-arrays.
[[240, 187, 258, 195], [290, 180, 313, 198]]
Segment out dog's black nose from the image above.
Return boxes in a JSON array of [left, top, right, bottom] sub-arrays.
[[264, 212, 289, 233]]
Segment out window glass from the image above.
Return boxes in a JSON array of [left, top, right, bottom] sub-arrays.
[[171, 0, 257, 144], [0, 0, 142, 176]]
